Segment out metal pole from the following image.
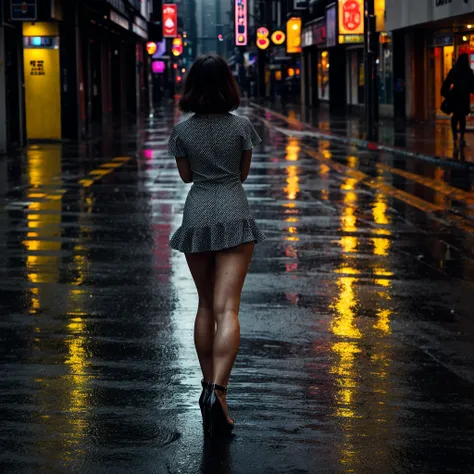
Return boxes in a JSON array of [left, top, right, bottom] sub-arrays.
[[364, 0, 376, 140]]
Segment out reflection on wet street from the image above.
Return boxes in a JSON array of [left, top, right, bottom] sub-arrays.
[[1, 106, 474, 473]]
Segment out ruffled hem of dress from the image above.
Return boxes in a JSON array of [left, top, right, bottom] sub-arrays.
[[169, 218, 266, 253]]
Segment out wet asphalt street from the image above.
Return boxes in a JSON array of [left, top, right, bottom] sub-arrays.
[[1, 104, 474, 473]]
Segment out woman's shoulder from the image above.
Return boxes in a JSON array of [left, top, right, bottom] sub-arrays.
[[228, 113, 252, 128]]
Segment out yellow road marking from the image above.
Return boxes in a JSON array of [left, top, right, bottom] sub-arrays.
[[100, 163, 123, 169], [303, 146, 446, 212], [365, 179, 445, 212], [79, 157, 131, 188], [376, 163, 474, 205]]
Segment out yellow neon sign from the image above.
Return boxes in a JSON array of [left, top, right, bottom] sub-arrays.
[[286, 17, 302, 53]]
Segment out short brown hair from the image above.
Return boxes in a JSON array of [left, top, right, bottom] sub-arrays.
[[179, 54, 240, 114]]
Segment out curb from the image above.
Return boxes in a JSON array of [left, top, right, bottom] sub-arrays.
[[250, 103, 474, 171]]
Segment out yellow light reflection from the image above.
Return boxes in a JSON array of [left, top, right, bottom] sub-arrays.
[[374, 309, 391, 334], [341, 207, 357, 233], [330, 341, 362, 419], [285, 165, 300, 200], [285, 137, 300, 162], [340, 236, 358, 253], [330, 276, 362, 339], [327, 158, 395, 471]]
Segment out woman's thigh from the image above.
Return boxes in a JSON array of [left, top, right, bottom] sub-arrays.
[[213, 242, 255, 317], [185, 252, 216, 308]]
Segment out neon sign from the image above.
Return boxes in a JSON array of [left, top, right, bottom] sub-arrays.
[[286, 17, 302, 53], [163, 4, 178, 38], [271, 30, 286, 45], [235, 0, 248, 46], [338, 0, 363, 35], [256, 27, 270, 50]]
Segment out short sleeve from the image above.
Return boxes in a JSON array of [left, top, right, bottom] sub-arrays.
[[242, 119, 262, 150], [168, 126, 186, 157]]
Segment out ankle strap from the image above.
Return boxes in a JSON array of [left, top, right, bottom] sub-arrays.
[[211, 383, 228, 393], [201, 379, 210, 388]]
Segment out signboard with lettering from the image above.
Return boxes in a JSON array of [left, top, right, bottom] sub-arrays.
[[302, 19, 327, 48], [235, 0, 248, 46], [313, 19, 327, 45], [163, 4, 178, 38], [338, 0, 364, 35], [30, 60, 45, 76]]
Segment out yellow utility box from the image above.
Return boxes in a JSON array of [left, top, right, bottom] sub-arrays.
[[23, 22, 61, 140]]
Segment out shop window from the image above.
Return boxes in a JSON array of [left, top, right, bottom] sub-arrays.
[[318, 50, 330, 101]]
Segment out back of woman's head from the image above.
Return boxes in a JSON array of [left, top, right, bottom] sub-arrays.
[[179, 54, 240, 114], [456, 53, 470, 70]]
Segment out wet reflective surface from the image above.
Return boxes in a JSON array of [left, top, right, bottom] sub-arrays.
[[260, 100, 474, 164], [1, 105, 474, 473]]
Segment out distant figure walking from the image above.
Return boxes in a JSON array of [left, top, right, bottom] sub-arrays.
[[442, 53, 474, 149], [167, 55, 265, 437]]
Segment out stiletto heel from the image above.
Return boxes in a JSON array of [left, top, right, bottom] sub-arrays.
[[200, 380, 211, 432], [199, 380, 210, 416], [205, 383, 234, 438]]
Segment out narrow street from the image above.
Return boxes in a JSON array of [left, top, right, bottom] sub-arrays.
[[1, 105, 474, 473]]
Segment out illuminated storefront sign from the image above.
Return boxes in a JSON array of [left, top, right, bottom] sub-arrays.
[[172, 36, 183, 56], [152, 61, 166, 74], [302, 18, 326, 48], [271, 30, 286, 45], [146, 42, 157, 55], [375, 0, 385, 32], [152, 40, 167, 58], [235, 0, 248, 46], [163, 4, 178, 38], [256, 27, 270, 50], [286, 17, 302, 53], [338, 0, 364, 35]]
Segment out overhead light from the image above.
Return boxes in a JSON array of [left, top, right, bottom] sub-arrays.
[[463, 35, 468, 41], [468, 25, 473, 29]]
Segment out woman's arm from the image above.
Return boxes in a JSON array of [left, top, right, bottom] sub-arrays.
[[240, 149, 252, 183], [175, 156, 193, 183], [441, 69, 454, 98]]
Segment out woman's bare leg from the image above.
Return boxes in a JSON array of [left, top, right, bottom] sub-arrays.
[[212, 242, 255, 422], [185, 252, 216, 383]]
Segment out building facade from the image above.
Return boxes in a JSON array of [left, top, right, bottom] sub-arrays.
[[0, 0, 155, 152], [386, 0, 474, 121], [195, 0, 234, 58], [299, 0, 393, 115]]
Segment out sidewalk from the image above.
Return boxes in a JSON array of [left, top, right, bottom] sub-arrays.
[[252, 101, 474, 168]]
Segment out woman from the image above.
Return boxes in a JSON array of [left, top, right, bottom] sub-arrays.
[[167, 55, 265, 437], [442, 53, 474, 148]]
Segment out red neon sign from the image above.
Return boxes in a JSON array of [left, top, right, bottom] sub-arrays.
[[235, 0, 247, 46], [163, 4, 178, 38]]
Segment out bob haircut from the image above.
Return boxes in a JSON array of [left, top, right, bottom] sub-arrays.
[[179, 54, 240, 114]]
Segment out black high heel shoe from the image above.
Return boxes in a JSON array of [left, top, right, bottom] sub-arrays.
[[205, 383, 234, 438], [199, 380, 210, 418]]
